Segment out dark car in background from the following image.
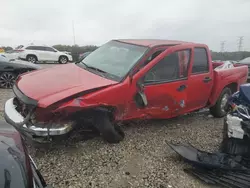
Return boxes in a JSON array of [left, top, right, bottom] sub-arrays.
[[0, 120, 51, 188], [236, 57, 250, 79], [0, 55, 41, 88], [78, 51, 91, 62]]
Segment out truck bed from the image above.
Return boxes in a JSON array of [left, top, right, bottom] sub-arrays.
[[209, 63, 248, 106]]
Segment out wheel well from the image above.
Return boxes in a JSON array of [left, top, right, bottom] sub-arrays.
[[71, 106, 117, 122], [26, 54, 37, 60], [226, 83, 238, 94], [207, 82, 238, 106]]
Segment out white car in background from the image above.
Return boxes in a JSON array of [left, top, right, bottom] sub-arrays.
[[18, 45, 73, 64], [0, 49, 23, 61]]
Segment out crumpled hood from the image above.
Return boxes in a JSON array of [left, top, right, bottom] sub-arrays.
[[16, 63, 118, 107]]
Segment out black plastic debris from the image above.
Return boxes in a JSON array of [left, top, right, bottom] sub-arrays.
[[185, 167, 250, 188], [168, 143, 250, 188], [168, 143, 249, 171], [241, 121, 250, 136], [168, 84, 250, 187], [221, 136, 250, 158]]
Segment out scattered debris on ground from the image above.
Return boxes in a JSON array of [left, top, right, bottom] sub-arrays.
[[169, 84, 250, 188], [169, 142, 250, 188]]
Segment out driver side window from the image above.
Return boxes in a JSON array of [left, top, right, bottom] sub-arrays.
[[144, 50, 190, 83]]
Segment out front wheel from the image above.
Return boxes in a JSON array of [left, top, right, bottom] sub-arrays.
[[58, 56, 68, 64], [210, 87, 232, 118], [93, 112, 125, 143]]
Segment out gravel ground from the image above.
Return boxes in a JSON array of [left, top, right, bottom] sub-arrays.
[[0, 64, 223, 188]]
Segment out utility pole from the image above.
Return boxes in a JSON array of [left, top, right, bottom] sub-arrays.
[[220, 41, 226, 52], [72, 20, 76, 46], [238, 36, 243, 51]]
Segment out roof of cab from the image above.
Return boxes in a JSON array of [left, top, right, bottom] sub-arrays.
[[116, 39, 192, 47]]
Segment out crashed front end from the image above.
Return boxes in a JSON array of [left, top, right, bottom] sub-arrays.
[[4, 85, 74, 142]]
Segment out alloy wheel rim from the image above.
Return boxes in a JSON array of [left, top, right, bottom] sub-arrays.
[[61, 57, 67, 63], [28, 57, 36, 63], [0, 73, 15, 88]]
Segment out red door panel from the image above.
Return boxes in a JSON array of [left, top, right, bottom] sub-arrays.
[[185, 47, 213, 112], [124, 80, 187, 120], [186, 73, 213, 111], [143, 80, 188, 118]]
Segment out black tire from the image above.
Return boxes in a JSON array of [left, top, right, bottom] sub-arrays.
[[210, 87, 232, 118], [26, 55, 37, 64], [0, 72, 16, 89], [93, 112, 124, 143], [58, 56, 68, 64]]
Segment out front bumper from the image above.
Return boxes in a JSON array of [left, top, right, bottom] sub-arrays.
[[4, 98, 74, 137], [68, 56, 73, 62]]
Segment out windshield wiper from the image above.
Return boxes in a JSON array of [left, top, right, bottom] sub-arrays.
[[78, 61, 117, 80], [81, 63, 107, 77], [86, 66, 106, 73]]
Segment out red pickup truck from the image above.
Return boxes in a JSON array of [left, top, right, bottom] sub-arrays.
[[4, 39, 248, 144]]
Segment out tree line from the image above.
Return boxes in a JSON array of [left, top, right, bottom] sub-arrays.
[[1, 45, 250, 62], [211, 51, 250, 61], [52, 45, 98, 61]]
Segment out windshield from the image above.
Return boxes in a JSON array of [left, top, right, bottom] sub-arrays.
[[78, 41, 148, 81]]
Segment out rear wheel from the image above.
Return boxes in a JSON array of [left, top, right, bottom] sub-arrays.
[[27, 55, 37, 63], [0, 72, 16, 89], [210, 87, 232, 118]]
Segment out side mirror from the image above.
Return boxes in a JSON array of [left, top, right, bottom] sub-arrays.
[[134, 78, 148, 108], [134, 91, 148, 108], [136, 78, 145, 92]]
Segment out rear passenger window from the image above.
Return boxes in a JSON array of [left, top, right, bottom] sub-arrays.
[[26, 46, 35, 50], [192, 48, 209, 74], [25, 46, 45, 51], [45, 47, 55, 52], [36, 46, 45, 51]]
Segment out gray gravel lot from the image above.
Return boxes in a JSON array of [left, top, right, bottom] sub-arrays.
[[0, 64, 222, 188]]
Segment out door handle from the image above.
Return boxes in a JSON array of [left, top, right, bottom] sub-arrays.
[[177, 84, 187, 92], [203, 77, 212, 83]]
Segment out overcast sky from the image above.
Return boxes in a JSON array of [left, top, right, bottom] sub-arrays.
[[1, 0, 250, 51]]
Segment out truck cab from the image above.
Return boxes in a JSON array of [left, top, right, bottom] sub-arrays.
[[124, 41, 215, 119]]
